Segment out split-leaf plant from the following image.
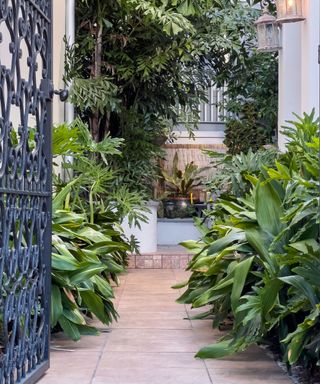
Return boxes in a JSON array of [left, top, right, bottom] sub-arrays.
[[51, 120, 147, 340], [176, 111, 320, 371]]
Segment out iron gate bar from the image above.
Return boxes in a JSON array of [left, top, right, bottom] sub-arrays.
[[0, 190, 51, 197], [0, 0, 52, 383], [26, 0, 50, 22]]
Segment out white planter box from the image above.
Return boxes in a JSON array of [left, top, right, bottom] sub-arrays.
[[122, 201, 159, 253], [157, 218, 201, 246]]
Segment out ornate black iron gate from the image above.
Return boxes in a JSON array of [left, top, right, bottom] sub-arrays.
[[0, 0, 52, 383]]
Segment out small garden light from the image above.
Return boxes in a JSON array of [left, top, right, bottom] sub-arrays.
[[276, 0, 305, 23], [255, 7, 281, 53]]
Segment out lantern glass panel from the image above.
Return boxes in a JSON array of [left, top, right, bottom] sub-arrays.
[[257, 23, 280, 52], [276, 0, 304, 21], [257, 24, 266, 48]]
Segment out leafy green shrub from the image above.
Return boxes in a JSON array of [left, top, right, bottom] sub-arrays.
[[224, 106, 274, 155], [66, 1, 277, 193], [177, 111, 320, 371], [205, 146, 278, 197], [109, 120, 165, 199], [51, 120, 149, 340], [52, 205, 129, 341], [211, 5, 278, 154]]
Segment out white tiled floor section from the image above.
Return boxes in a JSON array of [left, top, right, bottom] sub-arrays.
[[39, 269, 292, 384]]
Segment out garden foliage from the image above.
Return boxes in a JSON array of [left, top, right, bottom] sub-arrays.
[[161, 152, 204, 197], [65, 0, 277, 195], [208, 5, 278, 153], [177, 112, 320, 369], [51, 120, 147, 340]]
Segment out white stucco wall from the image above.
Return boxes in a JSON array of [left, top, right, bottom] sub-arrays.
[[52, 1, 67, 126], [301, 0, 320, 116], [0, 3, 67, 129], [278, 0, 320, 151], [172, 128, 225, 145], [278, 24, 302, 150]]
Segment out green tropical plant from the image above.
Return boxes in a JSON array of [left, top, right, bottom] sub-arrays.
[[193, 2, 278, 153], [53, 119, 148, 225], [205, 147, 279, 197], [51, 203, 129, 341], [110, 119, 165, 199], [64, 0, 277, 200], [51, 120, 150, 340], [162, 152, 205, 196], [176, 111, 320, 373]]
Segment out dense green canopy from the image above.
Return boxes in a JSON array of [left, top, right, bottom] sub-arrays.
[[66, 0, 277, 194]]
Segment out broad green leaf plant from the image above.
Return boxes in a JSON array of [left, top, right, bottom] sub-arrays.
[[161, 152, 205, 196], [51, 120, 148, 340], [177, 111, 320, 371]]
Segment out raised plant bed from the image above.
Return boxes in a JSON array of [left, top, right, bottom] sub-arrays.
[[157, 218, 201, 246]]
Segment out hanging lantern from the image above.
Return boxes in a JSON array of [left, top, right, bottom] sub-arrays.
[[255, 8, 281, 53], [276, 0, 305, 23]]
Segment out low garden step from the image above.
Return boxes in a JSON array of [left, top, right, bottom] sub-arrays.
[[129, 246, 192, 269]]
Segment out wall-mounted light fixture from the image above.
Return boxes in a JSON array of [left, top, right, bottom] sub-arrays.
[[276, 0, 305, 23], [255, 7, 281, 52]]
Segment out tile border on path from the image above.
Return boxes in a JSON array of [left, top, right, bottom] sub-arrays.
[[129, 247, 193, 269]]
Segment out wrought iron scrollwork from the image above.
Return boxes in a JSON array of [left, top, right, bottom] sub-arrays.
[[0, 0, 52, 383]]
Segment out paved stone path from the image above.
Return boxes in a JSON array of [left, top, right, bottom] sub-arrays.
[[39, 269, 292, 384]]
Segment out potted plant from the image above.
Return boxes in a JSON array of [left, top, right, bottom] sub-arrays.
[[161, 152, 205, 219]]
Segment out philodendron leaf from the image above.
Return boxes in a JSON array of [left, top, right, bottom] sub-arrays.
[[255, 180, 283, 236], [196, 340, 236, 359], [69, 264, 107, 284], [52, 177, 80, 211], [58, 315, 81, 341], [172, 280, 189, 289], [63, 308, 86, 325], [231, 257, 254, 315], [80, 290, 110, 324], [51, 285, 63, 327], [279, 275, 318, 306], [207, 230, 246, 256]]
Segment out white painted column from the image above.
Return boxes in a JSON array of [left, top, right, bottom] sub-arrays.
[[65, 0, 75, 125], [278, 23, 302, 151], [63, 0, 76, 180], [52, 1, 67, 177], [52, 0, 67, 125], [301, 0, 320, 116]]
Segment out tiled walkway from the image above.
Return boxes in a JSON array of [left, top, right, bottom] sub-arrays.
[[39, 269, 292, 384]]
